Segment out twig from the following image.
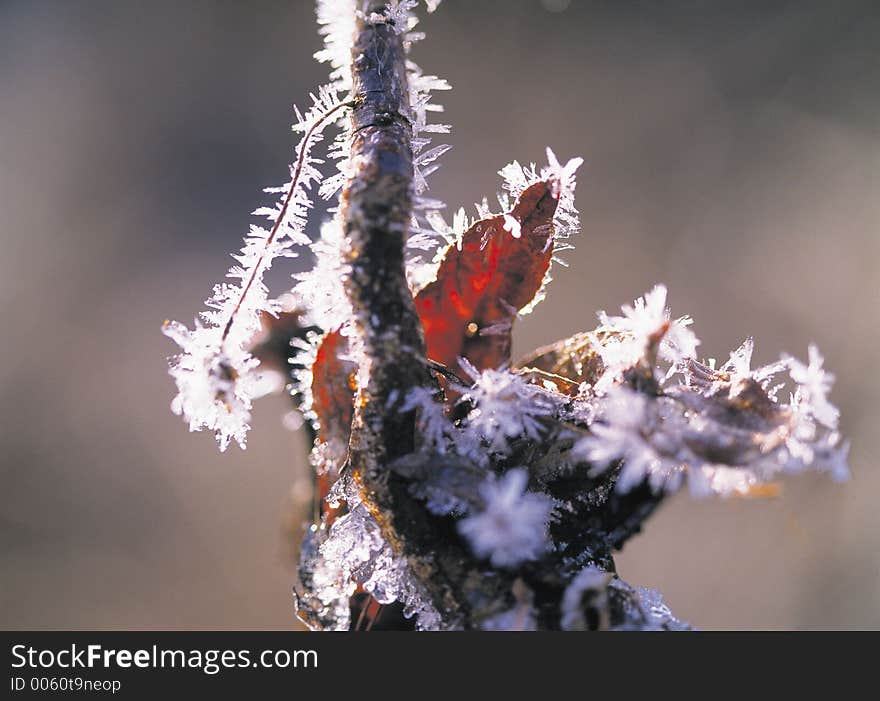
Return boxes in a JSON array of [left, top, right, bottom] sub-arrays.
[[221, 99, 352, 345], [339, 2, 484, 625]]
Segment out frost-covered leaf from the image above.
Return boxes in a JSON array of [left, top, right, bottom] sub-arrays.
[[414, 180, 559, 373], [575, 334, 849, 498]]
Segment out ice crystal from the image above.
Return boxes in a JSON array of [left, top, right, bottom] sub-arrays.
[[458, 359, 561, 457], [575, 386, 691, 494], [502, 213, 522, 238], [301, 479, 446, 630], [560, 565, 690, 630], [291, 219, 352, 331], [295, 523, 356, 631], [458, 469, 554, 568], [595, 283, 699, 390], [785, 343, 839, 430], [608, 579, 691, 631], [399, 386, 455, 453], [315, 0, 356, 92]]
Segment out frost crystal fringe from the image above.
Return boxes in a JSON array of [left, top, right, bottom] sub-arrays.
[[163, 86, 348, 450]]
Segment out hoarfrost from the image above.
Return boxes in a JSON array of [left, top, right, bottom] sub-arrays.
[[458, 469, 553, 568]]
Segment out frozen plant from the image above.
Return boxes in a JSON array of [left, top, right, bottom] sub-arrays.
[[162, 0, 850, 630]]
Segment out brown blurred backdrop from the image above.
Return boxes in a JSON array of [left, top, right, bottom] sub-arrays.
[[1, 0, 878, 630]]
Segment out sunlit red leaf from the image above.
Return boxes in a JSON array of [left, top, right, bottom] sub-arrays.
[[414, 180, 559, 375], [312, 328, 356, 443], [311, 328, 357, 519]]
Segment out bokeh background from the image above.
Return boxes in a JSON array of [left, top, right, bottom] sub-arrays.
[[2, 0, 878, 630]]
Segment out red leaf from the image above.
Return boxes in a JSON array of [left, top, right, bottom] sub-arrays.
[[311, 328, 357, 520], [312, 328, 356, 445], [414, 180, 559, 375]]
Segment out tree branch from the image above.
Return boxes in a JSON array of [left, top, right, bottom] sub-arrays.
[[340, 3, 481, 625]]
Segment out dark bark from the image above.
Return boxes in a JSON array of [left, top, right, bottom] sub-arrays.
[[340, 3, 492, 626]]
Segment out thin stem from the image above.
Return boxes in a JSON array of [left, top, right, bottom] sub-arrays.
[[220, 99, 353, 346]]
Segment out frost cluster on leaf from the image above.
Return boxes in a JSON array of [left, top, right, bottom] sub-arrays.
[[574, 300, 849, 497], [594, 284, 698, 389]]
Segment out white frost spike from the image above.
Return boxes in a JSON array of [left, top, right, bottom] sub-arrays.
[[785, 344, 839, 430], [385, 1, 419, 34], [458, 469, 553, 568], [721, 337, 754, 379], [163, 85, 345, 450], [596, 284, 699, 389], [315, 0, 357, 92], [543, 147, 584, 199], [374, 0, 453, 291], [400, 386, 454, 453], [291, 218, 353, 331]]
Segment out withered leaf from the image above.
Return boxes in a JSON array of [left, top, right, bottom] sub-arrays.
[[414, 180, 559, 374], [514, 331, 606, 394], [312, 327, 356, 464]]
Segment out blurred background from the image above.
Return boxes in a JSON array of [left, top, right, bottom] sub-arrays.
[[1, 0, 878, 630]]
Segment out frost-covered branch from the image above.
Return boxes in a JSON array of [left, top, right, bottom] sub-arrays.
[[163, 0, 850, 632], [163, 86, 349, 451], [335, 0, 478, 627]]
